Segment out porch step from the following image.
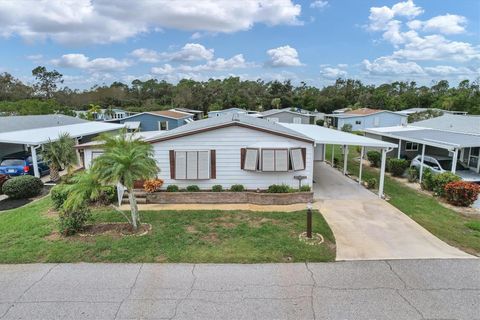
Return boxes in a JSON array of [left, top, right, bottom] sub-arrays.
[[121, 197, 147, 204], [122, 189, 147, 204]]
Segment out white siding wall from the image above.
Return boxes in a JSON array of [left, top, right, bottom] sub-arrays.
[[154, 126, 313, 190]]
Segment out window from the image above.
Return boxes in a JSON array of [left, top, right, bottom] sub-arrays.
[[158, 121, 169, 131], [174, 151, 209, 180], [92, 151, 103, 160], [293, 117, 302, 124], [405, 142, 418, 151], [268, 118, 279, 123], [243, 149, 259, 171], [290, 148, 305, 170], [355, 120, 361, 125], [261, 149, 288, 172]]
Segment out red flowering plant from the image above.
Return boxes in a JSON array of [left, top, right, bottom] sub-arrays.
[[444, 181, 480, 207], [143, 178, 164, 193]]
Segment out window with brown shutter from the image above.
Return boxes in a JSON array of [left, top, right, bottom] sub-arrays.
[[210, 150, 216, 179], [172, 150, 212, 180], [169, 150, 175, 179]]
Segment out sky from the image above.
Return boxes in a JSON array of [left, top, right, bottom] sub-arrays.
[[0, 0, 479, 89]]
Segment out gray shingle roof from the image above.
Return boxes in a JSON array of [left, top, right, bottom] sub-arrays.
[[145, 113, 314, 143], [412, 114, 480, 135], [0, 115, 88, 133]]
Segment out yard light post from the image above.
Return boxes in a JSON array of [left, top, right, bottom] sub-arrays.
[[306, 202, 312, 239]]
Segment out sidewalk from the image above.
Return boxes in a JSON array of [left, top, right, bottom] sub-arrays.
[[0, 260, 478, 320]]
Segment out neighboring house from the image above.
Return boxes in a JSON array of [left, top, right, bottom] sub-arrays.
[[332, 107, 351, 114], [259, 109, 314, 124], [411, 114, 480, 135], [106, 110, 194, 131], [75, 108, 134, 121], [364, 126, 480, 175], [0, 115, 88, 159], [80, 114, 315, 190], [207, 108, 251, 118], [395, 108, 468, 116], [172, 108, 204, 120], [325, 108, 408, 131]]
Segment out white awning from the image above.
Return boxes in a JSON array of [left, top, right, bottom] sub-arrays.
[[280, 123, 397, 148], [0, 122, 124, 145], [124, 121, 141, 129]]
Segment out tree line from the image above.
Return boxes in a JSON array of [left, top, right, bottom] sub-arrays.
[[1, 66, 479, 116]]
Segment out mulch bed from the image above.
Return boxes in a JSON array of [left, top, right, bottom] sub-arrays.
[[0, 185, 52, 212], [78, 223, 151, 237]]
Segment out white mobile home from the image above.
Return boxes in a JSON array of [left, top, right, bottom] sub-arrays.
[[80, 114, 315, 190]]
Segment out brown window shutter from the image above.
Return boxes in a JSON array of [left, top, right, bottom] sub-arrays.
[[210, 150, 216, 179], [301, 148, 306, 168], [240, 148, 246, 169], [169, 150, 175, 179]]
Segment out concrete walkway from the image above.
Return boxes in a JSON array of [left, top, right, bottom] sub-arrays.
[[0, 260, 478, 320], [313, 162, 474, 261]]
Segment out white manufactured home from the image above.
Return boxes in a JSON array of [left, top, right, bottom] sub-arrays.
[[80, 114, 315, 190]]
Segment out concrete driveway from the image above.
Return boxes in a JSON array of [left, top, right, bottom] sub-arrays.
[[0, 260, 479, 320], [313, 162, 474, 261]]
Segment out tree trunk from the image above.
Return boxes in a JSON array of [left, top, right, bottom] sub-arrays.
[[50, 165, 60, 182], [128, 189, 139, 230]]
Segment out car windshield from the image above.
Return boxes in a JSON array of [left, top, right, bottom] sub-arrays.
[[0, 159, 24, 166], [437, 160, 468, 171]]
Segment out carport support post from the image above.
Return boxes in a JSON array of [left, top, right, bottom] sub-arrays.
[[451, 148, 458, 174], [419, 144, 426, 183], [343, 145, 348, 175], [378, 148, 387, 199], [397, 139, 402, 159], [30, 145, 40, 178], [331, 144, 335, 167], [358, 146, 364, 184]]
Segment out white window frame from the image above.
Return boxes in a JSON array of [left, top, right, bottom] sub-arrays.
[[175, 150, 210, 180], [293, 117, 302, 124], [261, 148, 289, 172], [290, 148, 305, 171], [244, 148, 259, 171], [405, 142, 419, 151], [158, 121, 169, 131]]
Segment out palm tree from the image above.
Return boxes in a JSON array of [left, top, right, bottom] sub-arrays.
[[88, 104, 101, 120], [271, 97, 281, 109], [63, 170, 103, 211], [91, 131, 159, 229], [103, 106, 115, 120], [42, 133, 77, 182]]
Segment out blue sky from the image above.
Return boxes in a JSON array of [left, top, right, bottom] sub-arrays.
[[0, 0, 478, 89]]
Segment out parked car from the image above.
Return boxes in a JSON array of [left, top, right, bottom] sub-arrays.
[[410, 155, 480, 182], [0, 152, 50, 177], [0, 174, 9, 193]]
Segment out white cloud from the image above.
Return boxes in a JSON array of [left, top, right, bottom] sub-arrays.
[[408, 14, 467, 35], [368, 0, 423, 31], [424, 65, 476, 76], [0, 0, 301, 44], [320, 67, 347, 79], [310, 1, 328, 9], [51, 54, 131, 72], [131, 43, 214, 63], [151, 54, 252, 74], [150, 64, 176, 75], [266, 45, 303, 67], [363, 56, 424, 75]]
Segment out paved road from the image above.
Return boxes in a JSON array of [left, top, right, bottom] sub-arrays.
[[0, 260, 478, 320], [313, 162, 473, 260]]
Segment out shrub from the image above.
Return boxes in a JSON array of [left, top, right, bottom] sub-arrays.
[[333, 157, 339, 167], [406, 167, 418, 183], [431, 172, 460, 197], [366, 177, 377, 189], [166, 185, 179, 192], [421, 168, 435, 191], [388, 158, 409, 177], [212, 185, 223, 192], [96, 186, 117, 205], [341, 123, 352, 132], [2, 175, 43, 199], [230, 184, 245, 192], [143, 178, 164, 193], [444, 181, 480, 207], [366, 151, 381, 167], [267, 184, 291, 193], [50, 184, 69, 210], [316, 119, 324, 126], [186, 185, 200, 192], [59, 206, 91, 236], [299, 185, 311, 192]]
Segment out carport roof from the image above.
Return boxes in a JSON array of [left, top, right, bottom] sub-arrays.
[[0, 122, 124, 145], [280, 123, 397, 148], [364, 126, 480, 150]]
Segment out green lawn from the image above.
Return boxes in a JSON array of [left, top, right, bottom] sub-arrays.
[[0, 197, 336, 263], [326, 144, 480, 256]]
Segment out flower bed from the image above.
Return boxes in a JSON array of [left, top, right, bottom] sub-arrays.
[[146, 191, 314, 205]]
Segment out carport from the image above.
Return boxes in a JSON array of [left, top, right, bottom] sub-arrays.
[[281, 124, 396, 198], [364, 127, 480, 182], [0, 122, 124, 177]]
